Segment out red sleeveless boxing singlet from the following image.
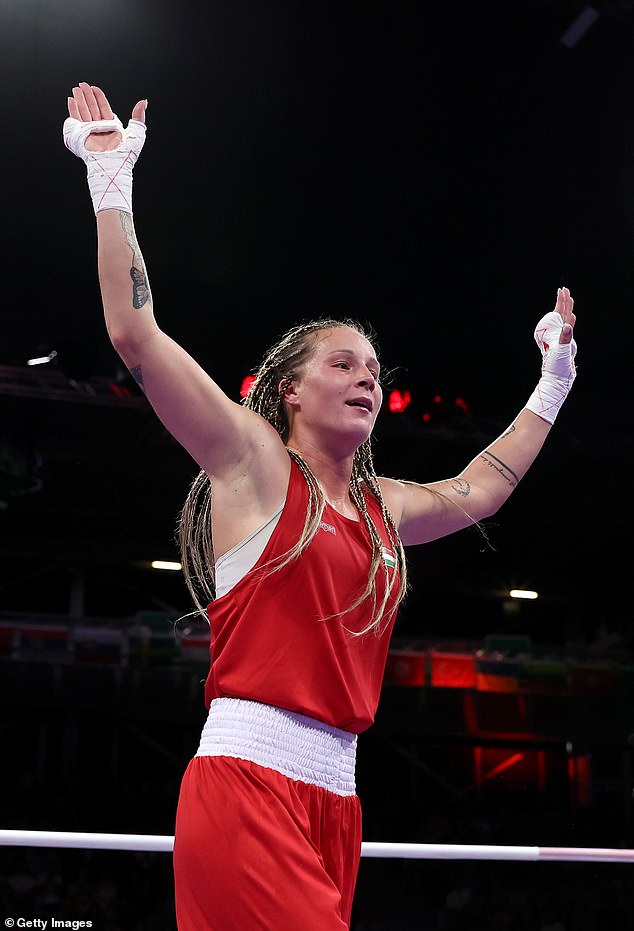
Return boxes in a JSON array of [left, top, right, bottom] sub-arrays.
[[204, 458, 401, 733]]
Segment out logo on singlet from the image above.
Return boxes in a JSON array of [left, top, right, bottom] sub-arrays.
[[319, 520, 337, 536]]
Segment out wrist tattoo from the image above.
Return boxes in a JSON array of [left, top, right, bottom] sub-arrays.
[[451, 478, 471, 497], [129, 364, 145, 392], [480, 450, 519, 488]]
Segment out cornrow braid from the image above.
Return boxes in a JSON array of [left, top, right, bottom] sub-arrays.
[[177, 318, 408, 635]]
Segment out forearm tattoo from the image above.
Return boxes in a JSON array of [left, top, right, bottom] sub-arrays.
[[118, 211, 152, 309], [479, 450, 519, 489], [451, 478, 471, 497]]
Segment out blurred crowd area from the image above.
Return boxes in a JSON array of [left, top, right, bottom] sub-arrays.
[[4, 843, 634, 930], [2, 768, 634, 930]]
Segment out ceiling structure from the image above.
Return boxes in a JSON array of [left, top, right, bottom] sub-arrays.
[[1, 0, 632, 646]]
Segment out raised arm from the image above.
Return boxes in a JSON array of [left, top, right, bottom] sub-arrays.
[[380, 288, 577, 546], [64, 83, 284, 481]]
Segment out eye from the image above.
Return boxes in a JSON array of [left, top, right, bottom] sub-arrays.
[[333, 361, 351, 370]]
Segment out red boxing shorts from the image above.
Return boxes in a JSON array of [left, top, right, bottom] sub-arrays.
[[173, 699, 362, 930]]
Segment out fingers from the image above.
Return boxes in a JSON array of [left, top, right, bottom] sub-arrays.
[[91, 85, 115, 120], [556, 286, 576, 344], [71, 83, 98, 121], [71, 85, 91, 122], [70, 82, 115, 122], [69, 83, 147, 128], [131, 99, 148, 124]]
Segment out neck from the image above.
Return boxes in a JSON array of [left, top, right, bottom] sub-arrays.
[[286, 439, 357, 513]]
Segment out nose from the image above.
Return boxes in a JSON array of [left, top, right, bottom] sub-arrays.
[[357, 370, 376, 390]]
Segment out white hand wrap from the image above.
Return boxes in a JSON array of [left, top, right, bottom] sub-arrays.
[[63, 115, 146, 214], [525, 311, 577, 424]]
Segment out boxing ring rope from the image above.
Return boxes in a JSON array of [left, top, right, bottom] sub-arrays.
[[2, 830, 634, 863]]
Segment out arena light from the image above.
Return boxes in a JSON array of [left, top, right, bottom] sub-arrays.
[[151, 560, 182, 572], [509, 589, 538, 600], [27, 350, 58, 366]]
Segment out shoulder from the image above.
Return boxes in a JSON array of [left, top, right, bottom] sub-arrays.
[[211, 416, 292, 521], [377, 475, 453, 545], [376, 476, 406, 527]]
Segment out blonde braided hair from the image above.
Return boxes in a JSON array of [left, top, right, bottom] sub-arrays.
[[178, 318, 407, 636]]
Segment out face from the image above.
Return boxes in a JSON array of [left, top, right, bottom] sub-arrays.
[[283, 327, 383, 451]]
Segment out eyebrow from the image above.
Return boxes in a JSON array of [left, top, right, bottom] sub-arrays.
[[326, 348, 380, 370]]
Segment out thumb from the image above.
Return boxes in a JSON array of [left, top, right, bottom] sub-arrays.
[[559, 323, 573, 344], [131, 99, 148, 124]]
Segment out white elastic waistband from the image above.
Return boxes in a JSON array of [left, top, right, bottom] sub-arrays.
[[195, 697, 357, 796]]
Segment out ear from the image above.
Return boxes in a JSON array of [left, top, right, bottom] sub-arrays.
[[279, 376, 300, 409]]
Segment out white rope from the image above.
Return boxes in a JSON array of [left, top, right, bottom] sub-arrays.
[[0, 830, 171, 853], [2, 831, 634, 862]]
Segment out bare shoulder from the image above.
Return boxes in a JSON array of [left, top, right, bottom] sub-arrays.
[[377, 476, 406, 525]]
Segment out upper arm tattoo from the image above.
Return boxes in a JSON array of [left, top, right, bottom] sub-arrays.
[[119, 211, 152, 309]]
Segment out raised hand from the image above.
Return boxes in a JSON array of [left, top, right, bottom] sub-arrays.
[[64, 83, 147, 214], [534, 287, 577, 366], [525, 287, 578, 424], [68, 83, 146, 152], [555, 286, 576, 345]]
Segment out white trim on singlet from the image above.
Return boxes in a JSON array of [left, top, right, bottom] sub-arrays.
[[214, 505, 284, 598]]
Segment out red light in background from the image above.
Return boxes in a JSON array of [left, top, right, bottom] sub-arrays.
[[481, 752, 525, 783], [107, 381, 133, 399], [240, 375, 257, 398], [429, 650, 476, 688], [388, 389, 411, 413], [455, 396, 471, 414], [387, 389, 471, 423], [568, 753, 592, 807]]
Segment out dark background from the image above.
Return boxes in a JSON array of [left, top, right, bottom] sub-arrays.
[[1, 1, 634, 928], [1, 0, 633, 637]]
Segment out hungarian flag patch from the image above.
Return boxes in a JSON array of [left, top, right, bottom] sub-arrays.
[[381, 548, 397, 569]]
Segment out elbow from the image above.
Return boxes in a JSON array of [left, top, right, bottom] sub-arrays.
[[474, 488, 511, 521], [108, 328, 140, 364], [485, 487, 516, 519], [108, 324, 160, 366]]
